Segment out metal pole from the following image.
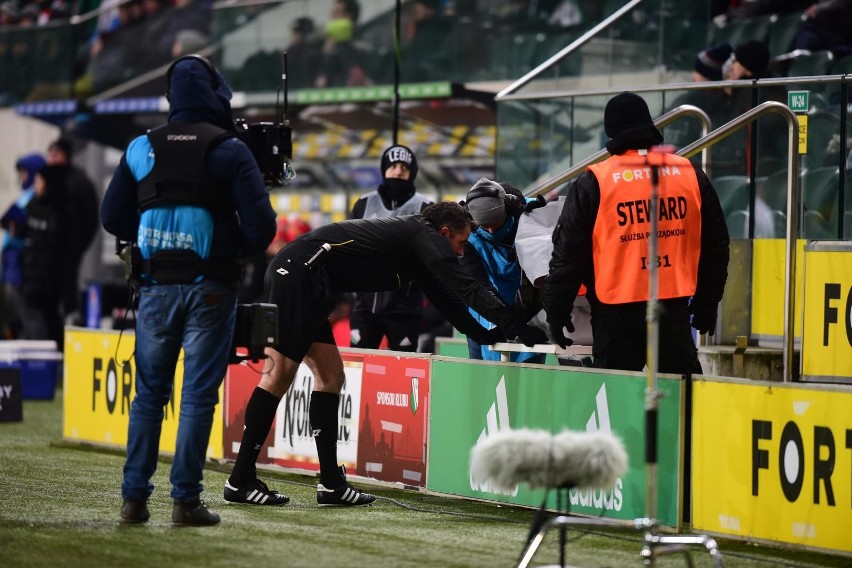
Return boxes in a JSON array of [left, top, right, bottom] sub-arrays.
[[645, 154, 661, 528], [392, 0, 401, 145]]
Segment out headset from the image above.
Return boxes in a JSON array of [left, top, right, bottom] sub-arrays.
[[165, 54, 219, 100]]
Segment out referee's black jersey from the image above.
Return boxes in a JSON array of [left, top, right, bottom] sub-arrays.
[[294, 214, 525, 337]]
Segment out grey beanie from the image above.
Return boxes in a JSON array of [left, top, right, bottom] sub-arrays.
[[466, 178, 507, 227]]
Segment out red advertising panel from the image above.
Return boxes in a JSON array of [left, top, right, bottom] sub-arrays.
[[223, 350, 430, 487], [354, 353, 430, 487]]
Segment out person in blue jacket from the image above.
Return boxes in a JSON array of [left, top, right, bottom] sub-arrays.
[[100, 55, 277, 526], [461, 178, 547, 363], [0, 153, 45, 338]]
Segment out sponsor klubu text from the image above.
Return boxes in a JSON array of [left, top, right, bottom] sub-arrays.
[[166, 134, 198, 141], [376, 391, 410, 408]]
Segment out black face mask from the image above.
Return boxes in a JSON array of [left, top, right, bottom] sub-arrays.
[[379, 177, 415, 202]]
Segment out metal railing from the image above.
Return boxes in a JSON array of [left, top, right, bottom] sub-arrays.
[[678, 101, 800, 382], [496, 0, 646, 100], [526, 101, 800, 381], [521, 104, 712, 198]]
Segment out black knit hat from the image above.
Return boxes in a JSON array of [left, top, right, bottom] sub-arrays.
[[694, 43, 733, 81], [734, 40, 770, 75], [604, 92, 656, 139], [380, 144, 418, 183]]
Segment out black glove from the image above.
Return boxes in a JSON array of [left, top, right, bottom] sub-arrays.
[[547, 316, 575, 349], [688, 300, 718, 336], [523, 194, 547, 214], [515, 325, 549, 347], [476, 327, 506, 346]]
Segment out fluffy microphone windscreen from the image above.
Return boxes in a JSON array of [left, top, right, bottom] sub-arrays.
[[469, 428, 628, 492]]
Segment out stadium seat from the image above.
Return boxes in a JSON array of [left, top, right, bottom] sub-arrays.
[[712, 175, 749, 217], [802, 166, 840, 222], [787, 50, 834, 78], [761, 169, 791, 211], [727, 209, 750, 238], [767, 12, 803, 57], [804, 111, 841, 168], [803, 210, 833, 239], [710, 15, 771, 48], [832, 53, 852, 75]]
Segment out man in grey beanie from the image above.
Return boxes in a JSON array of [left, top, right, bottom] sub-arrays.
[[462, 177, 547, 362]]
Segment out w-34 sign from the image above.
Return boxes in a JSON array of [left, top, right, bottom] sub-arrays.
[[788, 91, 810, 113]]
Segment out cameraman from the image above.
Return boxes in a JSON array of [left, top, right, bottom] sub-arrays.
[[101, 55, 277, 526], [225, 202, 548, 507]]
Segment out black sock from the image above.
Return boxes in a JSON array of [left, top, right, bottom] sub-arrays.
[[309, 391, 342, 488], [229, 387, 280, 487]]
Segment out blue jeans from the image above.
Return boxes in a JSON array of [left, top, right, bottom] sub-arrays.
[[122, 280, 236, 502]]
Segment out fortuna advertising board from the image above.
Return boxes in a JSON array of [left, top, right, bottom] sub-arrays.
[[692, 377, 852, 554], [62, 328, 224, 459]]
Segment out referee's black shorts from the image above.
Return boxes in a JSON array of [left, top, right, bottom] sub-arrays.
[[264, 238, 336, 362]]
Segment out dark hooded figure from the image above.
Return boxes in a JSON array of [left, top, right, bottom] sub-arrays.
[[348, 144, 433, 351], [100, 55, 276, 527], [544, 92, 730, 375], [19, 164, 73, 346]]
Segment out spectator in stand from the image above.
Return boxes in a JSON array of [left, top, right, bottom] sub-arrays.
[[315, 0, 368, 87], [692, 43, 733, 82], [0, 2, 19, 25], [793, 0, 852, 57], [157, 0, 211, 65], [710, 40, 788, 178], [405, 0, 454, 80], [19, 165, 75, 347], [286, 16, 322, 89], [0, 153, 46, 338], [18, 3, 39, 25], [46, 137, 99, 318], [171, 28, 207, 58], [657, 43, 732, 161]]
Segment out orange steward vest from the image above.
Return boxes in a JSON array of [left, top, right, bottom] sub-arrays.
[[588, 150, 702, 304]]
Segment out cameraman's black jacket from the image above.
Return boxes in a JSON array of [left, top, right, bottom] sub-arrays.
[[299, 214, 528, 338]]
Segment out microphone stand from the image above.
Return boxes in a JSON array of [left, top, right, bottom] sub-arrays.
[[514, 150, 725, 568], [634, 150, 724, 568]]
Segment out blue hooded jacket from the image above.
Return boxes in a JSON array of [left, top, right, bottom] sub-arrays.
[[100, 57, 276, 269]]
